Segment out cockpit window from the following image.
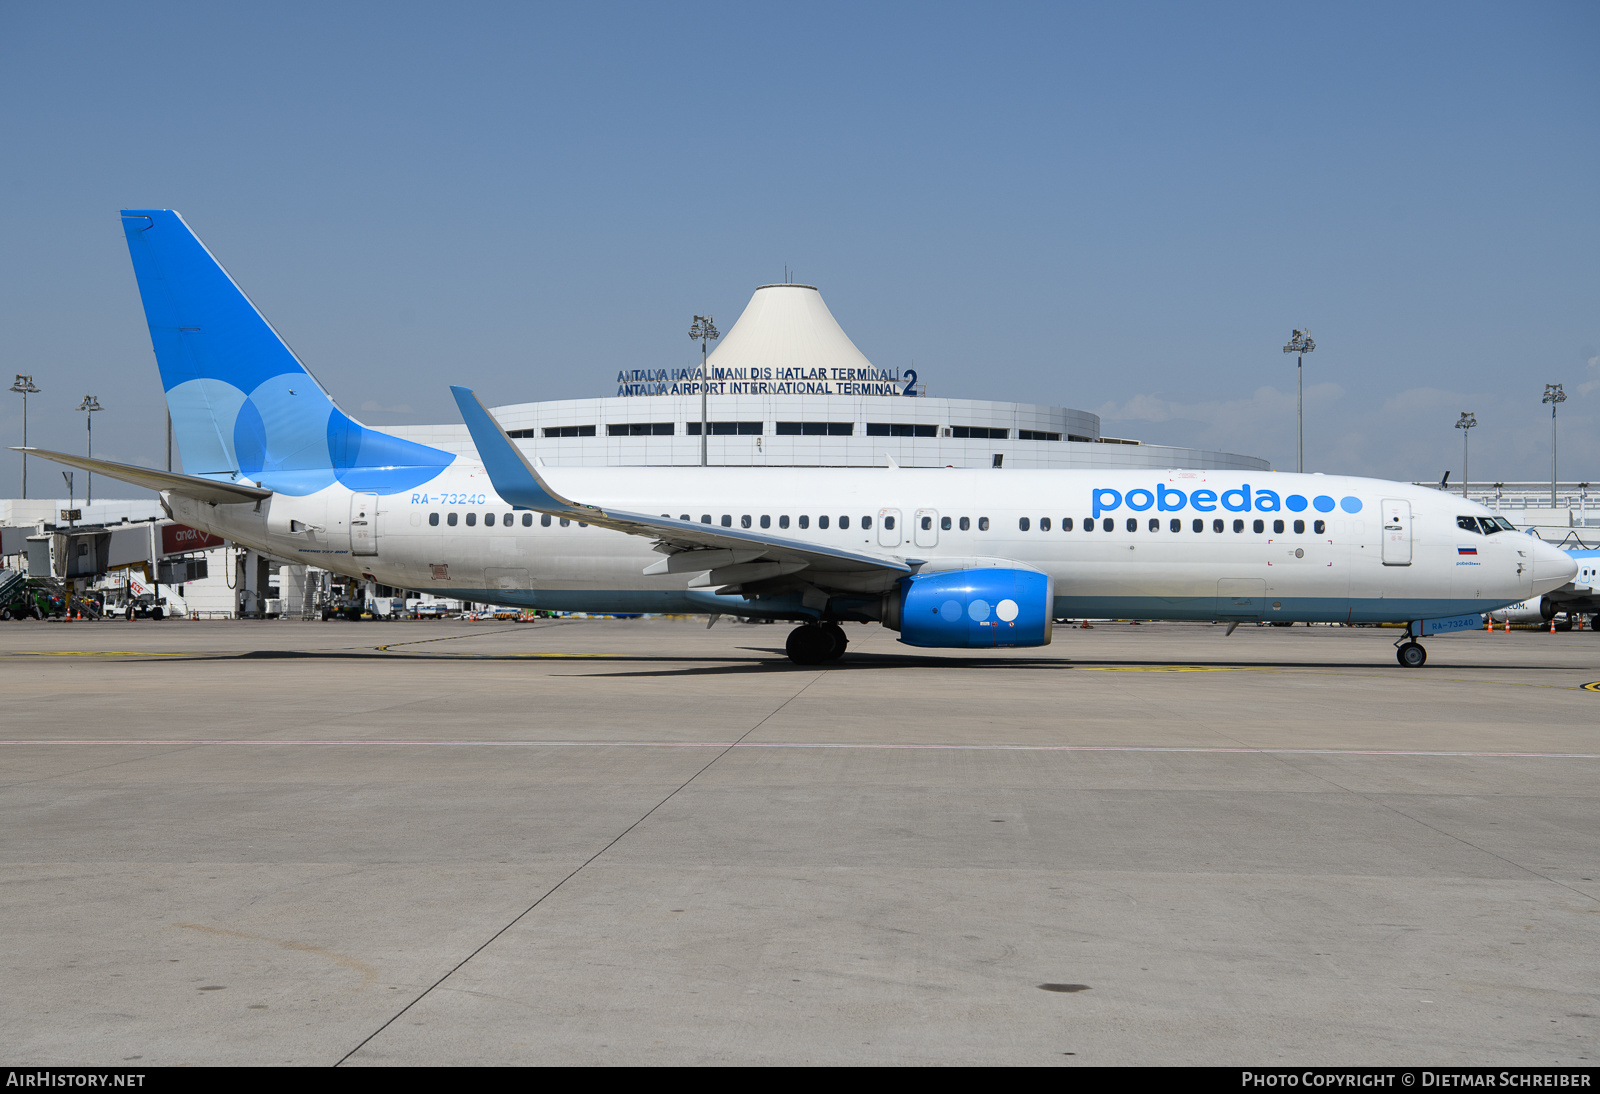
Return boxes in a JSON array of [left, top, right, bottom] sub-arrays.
[[1493, 516, 1515, 532], [1477, 517, 1504, 535], [1457, 516, 1482, 534]]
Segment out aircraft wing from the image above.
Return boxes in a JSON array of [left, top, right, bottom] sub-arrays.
[[450, 387, 911, 589], [12, 447, 272, 505]]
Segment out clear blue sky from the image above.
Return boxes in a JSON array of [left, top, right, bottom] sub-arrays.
[[2, 1, 1595, 492]]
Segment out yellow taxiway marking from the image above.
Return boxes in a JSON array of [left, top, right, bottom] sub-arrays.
[[1062, 665, 1274, 673], [1581, 682, 1600, 692], [8, 650, 199, 657]]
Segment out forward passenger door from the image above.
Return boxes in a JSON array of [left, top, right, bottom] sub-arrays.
[[1382, 500, 1411, 566]]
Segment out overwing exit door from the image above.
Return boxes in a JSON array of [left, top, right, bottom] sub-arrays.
[[1382, 499, 1411, 565], [351, 493, 379, 556], [914, 509, 939, 548], [878, 509, 902, 548]]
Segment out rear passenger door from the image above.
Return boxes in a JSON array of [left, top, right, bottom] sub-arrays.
[[878, 508, 902, 548]]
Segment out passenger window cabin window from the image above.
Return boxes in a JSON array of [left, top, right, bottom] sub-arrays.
[[701, 514, 712, 524], [760, 515, 770, 529], [741, 515, 751, 528], [1314, 520, 1326, 534], [1457, 516, 1482, 534], [884, 516, 895, 530], [1253, 519, 1264, 533], [721, 515, 732, 527], [1233, 519, 1244, 533], [679, 514, 690, 521], [1019, 517, 1030, 531], [840, 516, 850, 530], [447, 513, 458, 526], [1126, 518, 1137, 532], [541, 514, 551, 527], [862, 516, 872, 529], [466, 513, 477, 527], [1274, 519, 1285, 534], [819, 515, 830, 530], [1149, 518, 1159, 532], [428, 513, 439, 526], [560, 518, 570, 527], [1293, 519, 1305, 534], [1040, 517, 1051, 531], [484, 513, 495, 527], [1102, 518, 1114, 532], [505, 513, 513, 526], [1213, 519, 1224, 533], [1062, 518, 1073, 531], [941, 516, 951, 531], [921, 516, 932, 531], [978, 517, 989, 531], [779, 515, 790, 529], [960, 517, 971, 531], [799, 515, 810, 529], [521, 513, 532, 527], [1083, 518, 1094, 532], [1192, 518, 1203, 533]]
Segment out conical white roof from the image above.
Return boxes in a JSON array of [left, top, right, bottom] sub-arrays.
[[705, 284, 876, 374]]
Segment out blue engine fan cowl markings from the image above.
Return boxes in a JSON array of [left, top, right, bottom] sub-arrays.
[[898, 568, 1053, 649]]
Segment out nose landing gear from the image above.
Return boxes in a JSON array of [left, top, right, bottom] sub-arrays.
[[1395, 640, 1427, 668], [785, 622, 849, 665]]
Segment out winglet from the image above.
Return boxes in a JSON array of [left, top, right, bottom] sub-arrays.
[[450, 387, 588, 516]]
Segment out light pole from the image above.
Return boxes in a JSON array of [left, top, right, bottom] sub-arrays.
[[10, 374, 39, 498], [1455, 412, 1476, 499], [77, 395, 102, 506], [1543, 383, 1565, 509], [1282, 329, 1315, 473], [689, 315, 719, 467]]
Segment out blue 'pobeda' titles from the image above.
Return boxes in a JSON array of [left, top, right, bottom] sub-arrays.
[[1091, 485, 1364, 519]]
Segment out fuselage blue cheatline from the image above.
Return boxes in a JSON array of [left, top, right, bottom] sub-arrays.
[[15, 210, 1578, 665]]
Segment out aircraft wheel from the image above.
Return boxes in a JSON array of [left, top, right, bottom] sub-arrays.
[[822, 623, 848, 660], [1555, 618, 1573, 632], [785, 625, 834, 665], [1396, 641, 1427, 668], [0, 607, 10, 621]]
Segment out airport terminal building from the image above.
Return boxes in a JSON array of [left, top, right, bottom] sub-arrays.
[[391, 283, 1269, 473]]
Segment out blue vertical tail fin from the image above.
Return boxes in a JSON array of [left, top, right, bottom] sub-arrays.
[[120, 209, 452, 496]]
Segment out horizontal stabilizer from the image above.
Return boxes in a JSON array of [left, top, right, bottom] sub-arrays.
[[13, 448, 271, 505]]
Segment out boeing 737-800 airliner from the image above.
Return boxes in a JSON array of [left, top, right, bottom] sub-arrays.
[[18, 210, 1578, 665]]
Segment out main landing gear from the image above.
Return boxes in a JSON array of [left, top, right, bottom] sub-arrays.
[[786, 622, 849, 665], [1395, 640, 1427, 668]]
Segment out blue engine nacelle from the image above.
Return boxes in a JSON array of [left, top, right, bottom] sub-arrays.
[[887, 568, 1054, 648]]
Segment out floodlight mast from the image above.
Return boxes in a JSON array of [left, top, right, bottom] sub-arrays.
[[1282, 329, 1315, 473], [77, 395, 101, 505], [9, 374, 40, 498], [689, 315, 719, 467], [1455, 412, 1476, 499], [1543, 383, 1566, 509]]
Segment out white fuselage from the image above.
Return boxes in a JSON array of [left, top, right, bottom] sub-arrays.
[[164, 464, 1576, 623]]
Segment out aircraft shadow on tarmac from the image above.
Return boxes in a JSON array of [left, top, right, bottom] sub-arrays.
[[84, 646, 1544, 678]]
